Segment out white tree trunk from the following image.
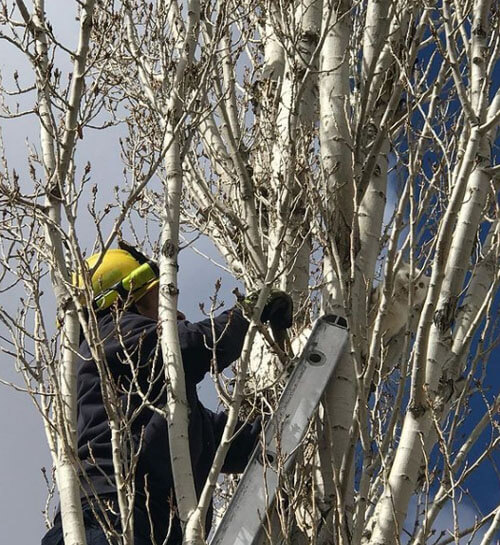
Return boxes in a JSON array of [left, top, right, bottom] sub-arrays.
[[367, 122, 486, 544], [319, 0, 354, 268], [160, 126, 200, 537], [158, 2, 202, 541], [317, 3, 356, 541], [31, 0, 96, 542], [56, 310, 88, 545]]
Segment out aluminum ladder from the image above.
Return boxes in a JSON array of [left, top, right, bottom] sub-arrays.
[[210, 314, 349, 545]]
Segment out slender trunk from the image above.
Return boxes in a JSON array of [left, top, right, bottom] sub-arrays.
[[158, 2, 202, 542], [160, 125, 199, 535], [451, 221, 498, 365], [426, 0, 492, 392], [410, 395, 500, 545], [478, 507, 500, 545], [184, 323, 261, 542], [186, 227, 287, 543], [30, 0, 95, 542], [56, 309, 88, 545], [364, 8, 492, 529]]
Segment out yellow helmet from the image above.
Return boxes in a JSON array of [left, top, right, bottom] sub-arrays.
[[78, 246, 159, 310]]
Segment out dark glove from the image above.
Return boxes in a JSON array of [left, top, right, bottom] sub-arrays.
[[241, 289, 293, 328], [236, 289, 293, 352], [261, 289, 293, 329]]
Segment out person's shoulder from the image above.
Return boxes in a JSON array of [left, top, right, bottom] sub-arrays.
[[103, 311, 159, 356], [118, 310, 159, 338], [120, 310, 157, 328], [94, 309, 157, 338]]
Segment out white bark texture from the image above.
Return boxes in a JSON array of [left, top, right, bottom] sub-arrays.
[[32, 0, 96, 543], [158, 1, 203, 539]]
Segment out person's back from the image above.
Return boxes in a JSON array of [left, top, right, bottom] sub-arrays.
[[40, 243, 291, 545], [76, 306, 257, 543]]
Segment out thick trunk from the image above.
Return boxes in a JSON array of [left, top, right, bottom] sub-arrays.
[[319, 0, 354, 268], [317, 4, 355, 541], [280, 0, 319, 323], [248, 0, 319, 387], [319, 260, 356, 544], [367, 123, 485, 544], [361, 0, 391, 83]]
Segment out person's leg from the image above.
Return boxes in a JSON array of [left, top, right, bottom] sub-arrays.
[[40, 519, 63, 545], [40, 521, 111, 545], [40, 508, 120, 545], [40, 504, 162, 545]]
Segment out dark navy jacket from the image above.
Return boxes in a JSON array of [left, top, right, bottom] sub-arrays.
[[76, 307, 258, 543]]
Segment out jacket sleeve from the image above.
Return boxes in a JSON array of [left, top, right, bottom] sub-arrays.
[[208, 410, 261, 474], [178, 307, 249, 384]]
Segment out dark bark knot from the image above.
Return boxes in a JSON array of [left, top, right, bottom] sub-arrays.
[[162, 239, 178, 258], [434, 297, 457, 332], [300, 30, 320, 47], [161, 283, 179, 296], [409, 402, 426, 418], [366, 123, 378, 141], [472, 24, 487, 39], [437, 376, 454, 405]]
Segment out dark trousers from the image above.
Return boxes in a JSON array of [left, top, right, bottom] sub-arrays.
[[41, 503, 159, 545]]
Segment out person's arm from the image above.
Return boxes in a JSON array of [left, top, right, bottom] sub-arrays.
[[178, 308, 249, 384], [207, 409, 261, 473]]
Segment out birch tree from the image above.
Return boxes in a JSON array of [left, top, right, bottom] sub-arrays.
[[0, 1, 499, 545]]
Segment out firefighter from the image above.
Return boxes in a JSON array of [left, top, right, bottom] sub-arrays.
[[41, 242, 293, 545]]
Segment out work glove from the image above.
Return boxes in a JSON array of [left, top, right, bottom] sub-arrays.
[[264, 290, 293, 353], [238, 289, 293, 352], [261, 289, 293, 330], [241, 289, 293, 330]]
